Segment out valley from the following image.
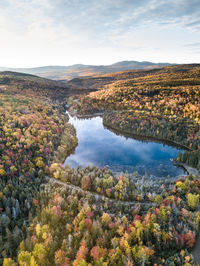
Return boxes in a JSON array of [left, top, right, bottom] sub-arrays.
[[0, 64, 200, 265]]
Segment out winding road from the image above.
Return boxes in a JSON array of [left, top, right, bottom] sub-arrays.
[[46, 175, 200, 264], [46, 176, 153, 208]]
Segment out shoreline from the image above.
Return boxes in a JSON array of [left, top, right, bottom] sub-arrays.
[[103, 120, 192, 151], [67, 108, 192, 152], [172, 161, 200, 176]]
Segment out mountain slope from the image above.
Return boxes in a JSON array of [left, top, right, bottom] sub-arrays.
[[0, 71, 64, 87], [66, 63, 200, 90], [0, 71, 70, 98]]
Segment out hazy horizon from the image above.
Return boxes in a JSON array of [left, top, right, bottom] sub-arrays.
[[1, 0, 200, 68], [1, 59, 178, 69]]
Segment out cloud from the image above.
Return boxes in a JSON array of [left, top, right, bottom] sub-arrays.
[[0, 0, 200, 66], [3, 0, 200, 36], [185, 20, 200, 28], [184, 43, 200, 54], [184, 42, 200, 47], [48, 0, 200, 37]]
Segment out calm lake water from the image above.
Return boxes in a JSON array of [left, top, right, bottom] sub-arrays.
[[64, 113, 185, 177]]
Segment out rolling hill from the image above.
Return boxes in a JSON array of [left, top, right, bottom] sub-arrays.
[[0, 71, 70, 98], [65, 63, 200, 90]]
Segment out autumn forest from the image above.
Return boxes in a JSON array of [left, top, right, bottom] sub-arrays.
[[0, 64, 200, 266]]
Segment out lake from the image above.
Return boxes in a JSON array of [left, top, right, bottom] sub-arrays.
[[64, 113, 185, 178]]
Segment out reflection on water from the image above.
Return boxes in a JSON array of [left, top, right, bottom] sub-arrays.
[[64, 114, 185, 177]]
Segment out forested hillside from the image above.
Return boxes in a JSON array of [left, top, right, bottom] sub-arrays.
[[0, 66, 200, 265], [74, 64, 200, 171]]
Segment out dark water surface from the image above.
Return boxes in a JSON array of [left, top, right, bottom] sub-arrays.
[[64, 114, 185, 177]]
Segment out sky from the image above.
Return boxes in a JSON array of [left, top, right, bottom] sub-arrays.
[[0, 0, 200, 67]]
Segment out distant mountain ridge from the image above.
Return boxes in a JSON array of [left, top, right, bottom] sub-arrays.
[[0, 60, 173, 81]]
